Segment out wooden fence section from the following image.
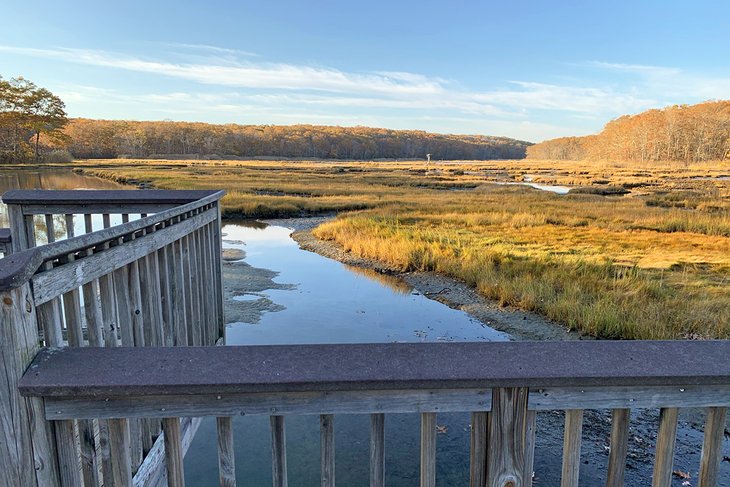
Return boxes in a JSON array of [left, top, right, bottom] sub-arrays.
[[0, 189, 225, 487], [18, 342, 730, 487]]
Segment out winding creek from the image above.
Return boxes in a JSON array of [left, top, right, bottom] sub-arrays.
[[0, 168, 728, 486]]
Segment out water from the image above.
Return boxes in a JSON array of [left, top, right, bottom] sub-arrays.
[[492, 180, 572, 194], [184, 221, 509, 485], [0, 168, 126, 237]]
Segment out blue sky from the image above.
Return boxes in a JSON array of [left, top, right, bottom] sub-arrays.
[[1, 0, 729, 142]]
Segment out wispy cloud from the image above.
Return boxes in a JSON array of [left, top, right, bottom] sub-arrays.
[[5, 44, 724, 140]]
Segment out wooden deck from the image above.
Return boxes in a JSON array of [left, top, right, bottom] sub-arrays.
[[1, 189, 729, 487]]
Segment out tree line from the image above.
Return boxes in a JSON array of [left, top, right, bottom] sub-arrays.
[[527, 100, 730, 162], [0, 76, 68, 163], [62, 119, 531, 160]]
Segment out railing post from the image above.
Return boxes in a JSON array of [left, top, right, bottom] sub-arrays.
[[6, 203, 32, 252], [1, 282, 60, 486], [487, 387, 529, 487]]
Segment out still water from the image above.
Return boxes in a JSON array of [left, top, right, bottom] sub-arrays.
[[184, 222, 509, 485]]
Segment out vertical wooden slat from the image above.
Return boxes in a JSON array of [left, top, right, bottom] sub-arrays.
[[158, 240, 174, 347], [217, 417, 236, 487], [108, 418, 133, 487], [470, 411, 488, 487], [698, 407, 727, 487], [523, 410, 537, 487], [163, 417, 185, 487], [606, 408, 630, 487], [187, 232, 202, 346], [171, 239, 187, 346], [24, 214, 36, 248], [55, 420, 82, 487], [213, 202, 225, 342], [420, 412, 437, 487], [320, 414, 335, 487], [271, 415, 288, 487], [370, 413, 385, 487], [44, 214, 55, 244], [652, 407, 678, 487], [36, 299, 64, 347], [182, 234, 198, 346], [201, 222, 215, 344], [62, 215, 85, 347], [487, 388, 528, 487], [561, 409, 583, 487]]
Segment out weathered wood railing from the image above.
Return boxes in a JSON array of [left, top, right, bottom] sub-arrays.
[[0, 189, 225, 487], [17, 341, 730, 487], [0, 228, 11, 255]]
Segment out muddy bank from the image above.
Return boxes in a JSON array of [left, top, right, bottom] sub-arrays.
[[292, 229, 578, 342]]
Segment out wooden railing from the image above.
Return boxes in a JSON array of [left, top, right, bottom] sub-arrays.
[[0, 189, 225, 487], [17, 341, 730, 487]]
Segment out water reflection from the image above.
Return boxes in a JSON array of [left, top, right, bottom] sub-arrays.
[[343, 264, 412, 295]]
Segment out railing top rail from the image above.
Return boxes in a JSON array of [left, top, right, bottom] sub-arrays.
[[1, 189, 220, 206], [0, 189, 225, 291], [19, 341, 730, 398]]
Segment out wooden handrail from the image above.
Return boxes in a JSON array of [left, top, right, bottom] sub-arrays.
[[20, 341, 730, 398], [0, 190, 224, 291]]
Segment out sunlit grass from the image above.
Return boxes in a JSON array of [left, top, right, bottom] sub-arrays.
[[72, 158, 730, 339]]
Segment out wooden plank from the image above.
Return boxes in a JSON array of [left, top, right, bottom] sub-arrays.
[[31, 210, 216, 306], [487, 387, 528, 487], [420, 412, 436, 487], [7, 203, 30, 252], [370, 413, 385, 487], [77, 418, 99, 487], [651, 407, 678, 487], [61, 275, 84, 347], [561, 409, 583, 487], [0, 283, 54, 487], [27, 396, 62, 487], [22, 342, 730, 397], [132, 417, 201, 487], [529, 384, 730, 410], [99, 263, 118, 347], [3, 189, 220, 207], [98, 418, 115, 487], [158, 243, 174, 347], [605, 409, 630, 487], [270, 415, 288, 487], [44, 214, 56, 244], [217, 417, 236, 487], [171, 239, 187, 346], [114, 264, 135, 348], [698, 407, 727, 487], [162, 418, 185, 487], [55, 419, 82, 487], [181, 235, 197, 346], [44, 388, 492, 419], [320, 414, 334, 487], [523, 410, 536, 487], [109, 418, 134, 487], [188, 229, 202, 346], [36, 298, 64, 347], [469, 411, 488, 487], [213, 203, 225, 343]]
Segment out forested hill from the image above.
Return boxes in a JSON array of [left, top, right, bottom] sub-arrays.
[[63, 119, 531, 160], [526, 100, 730, 162]]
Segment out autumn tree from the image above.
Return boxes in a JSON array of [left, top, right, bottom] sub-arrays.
[[0, 75, 68, 162]]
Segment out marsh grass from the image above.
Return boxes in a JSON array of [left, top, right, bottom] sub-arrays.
[[73, 158, 730, 339]]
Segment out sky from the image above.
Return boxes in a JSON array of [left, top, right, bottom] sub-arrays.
[[1, 0, 729, 142]]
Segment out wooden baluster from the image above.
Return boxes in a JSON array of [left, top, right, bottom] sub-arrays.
[[55, 420, 82, 487], [652, 407, 678, 487], [100, 214, 118, 347], [213, 202, 225, 342], [320, 414, 335, 487], [470, 411, 488, 487], [370, 413, 385, 487], [561, 410, 583, 487], [271, 415, 288, 487], [606, 409, 630, 487], [158, 238, 174, 347], [202, 222, 215, 344], [171, 238, 188, 346], [109, 418, 133, 487], [698, 407, 727, 487], [487, 387, 529, 487], [420, 412, 437, 487], [217, 417, 236, 487], [163, 418, 186, 487], [181, 233, 197, 346], [523, 410, 537, 487], [187, 230, 202, 346], [62, 216, 84, 347]]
